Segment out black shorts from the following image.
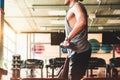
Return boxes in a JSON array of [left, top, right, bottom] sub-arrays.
[[68, 49, 91, 80]]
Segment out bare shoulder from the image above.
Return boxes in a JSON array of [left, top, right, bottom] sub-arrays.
[[73, 2, 88, 16], [74, 2, 85, 11]]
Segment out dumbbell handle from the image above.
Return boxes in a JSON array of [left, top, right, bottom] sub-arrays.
[[60, 42, 70, 48]]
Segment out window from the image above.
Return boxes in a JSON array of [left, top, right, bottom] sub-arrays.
[[3, 22, 16, 80]]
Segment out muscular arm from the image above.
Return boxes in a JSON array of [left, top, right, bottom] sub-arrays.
[[62, 3, 87, 48], [67, 3, 87, 41]]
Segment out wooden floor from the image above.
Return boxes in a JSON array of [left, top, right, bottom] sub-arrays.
[[11, 78, 65, 80], [82, 77, 120, 80], [10, 77, 120, 80], [22, 78, 64, 80]]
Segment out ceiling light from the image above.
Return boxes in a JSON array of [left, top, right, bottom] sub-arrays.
[[98, 27, 103, 30], [97, 0, 100, 2], [48, 10, 66, 16], [107, 20, 120, 24], [50, 20, 64, 24], [113, 10, 120, 14]]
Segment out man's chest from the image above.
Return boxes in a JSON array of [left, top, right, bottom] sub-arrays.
[[66, 10, 76, 28], [66, 10, 75, 21]]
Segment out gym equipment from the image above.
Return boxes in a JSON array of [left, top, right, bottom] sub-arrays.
[[0, 68, 7, 80], [60, 42, 76, 50], [86, 57, 106, 77], [11, 54, 44, 79], [82, 77, 120, 80], [51, 32, 65, 45], [22, 78, 65, 80], [46, 57, 66, 78], [109, 57, 120, 77], [24, 59, 44, 77], [101, 44, 113, 53], [88, 39, 100, 53], [102, 32, 120, 44], [11, 54, 22, 80], [110, 57, 120, 67]]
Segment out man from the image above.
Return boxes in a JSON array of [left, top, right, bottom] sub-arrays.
[[62, 0, 92, 80]]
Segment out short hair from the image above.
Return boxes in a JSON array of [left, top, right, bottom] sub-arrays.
[[79, 0, 83, 1]]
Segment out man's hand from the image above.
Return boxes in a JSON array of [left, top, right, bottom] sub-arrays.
[[60, 40, 70, 48]]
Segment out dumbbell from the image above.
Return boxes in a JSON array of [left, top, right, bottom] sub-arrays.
[[60, 42, 75, 49], [60, 42, 68, 48]]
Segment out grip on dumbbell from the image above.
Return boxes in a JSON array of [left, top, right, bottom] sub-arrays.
[[60, 42, 69, 48]]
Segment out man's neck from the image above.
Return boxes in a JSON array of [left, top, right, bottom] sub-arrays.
[[69, 1, 77, 8]]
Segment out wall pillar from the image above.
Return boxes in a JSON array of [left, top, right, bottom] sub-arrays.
[[0, 0, 4, 68]]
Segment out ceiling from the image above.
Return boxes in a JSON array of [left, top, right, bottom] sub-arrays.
[[4, 0, 120, 33]]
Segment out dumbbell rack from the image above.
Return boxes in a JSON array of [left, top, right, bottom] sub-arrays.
[[11, 54, 22, 80]]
